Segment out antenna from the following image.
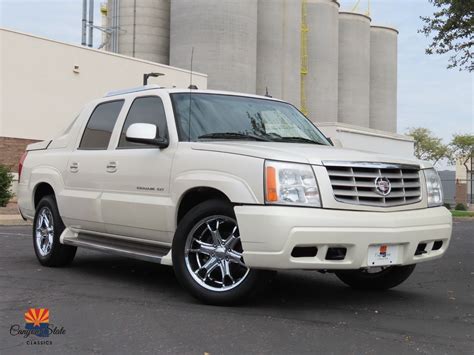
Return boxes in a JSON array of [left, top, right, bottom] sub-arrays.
[[265, 87, 272, 98], [187, 47, 195, 142]]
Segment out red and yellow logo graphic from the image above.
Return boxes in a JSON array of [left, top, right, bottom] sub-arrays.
[[25, 308, 49, 327]]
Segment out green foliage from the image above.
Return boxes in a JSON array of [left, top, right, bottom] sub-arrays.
[[451, 210, 474, 217], [450, 134, 474, 169], [454, 203, 467, 211], [0, 165, 14, 207], [419, 0, 474, 72], [406, 128, 450, 165], [443, 202, 451, 210]]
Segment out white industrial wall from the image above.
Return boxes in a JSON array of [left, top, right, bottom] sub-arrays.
[[256, 0, 301, 107], [170, 0, 258, 94], [306, 0, 339, 123], [0, 28, 207, 141], [370, 26, 398, 132], [338, 12, 371, 128]]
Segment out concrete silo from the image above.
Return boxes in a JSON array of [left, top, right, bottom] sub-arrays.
[[370, 26, 398, 132], [305, 0, 339, 123], [256, 0, 301, 107], [170, 0, 258, 93], [106, 0, 170, 64], [338, 12, 371, 128]]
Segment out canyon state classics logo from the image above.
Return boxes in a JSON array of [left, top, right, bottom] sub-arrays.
[[9, 308, 66, 345]]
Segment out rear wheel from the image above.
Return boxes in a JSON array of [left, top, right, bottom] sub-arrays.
[[172, 199, 267, 305], [335, 264, 416, 290], [33, 195, 76, 267]]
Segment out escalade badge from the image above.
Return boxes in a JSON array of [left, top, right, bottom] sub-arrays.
[[375, 176, 391, 196]]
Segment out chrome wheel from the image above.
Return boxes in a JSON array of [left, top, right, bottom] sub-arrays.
[[35, 207, 54, 257], [184, 215, 250, 292]]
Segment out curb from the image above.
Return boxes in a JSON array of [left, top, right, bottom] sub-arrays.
[[0, 215, 31, 226]]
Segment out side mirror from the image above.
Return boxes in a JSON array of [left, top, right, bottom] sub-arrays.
[[125, 123, 169, 148], [328, 137, 343, 148]]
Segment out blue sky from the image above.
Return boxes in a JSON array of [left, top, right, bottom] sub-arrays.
[[1, 0, 472, 144]]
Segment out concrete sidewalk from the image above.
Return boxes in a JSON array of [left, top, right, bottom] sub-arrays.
[[0, 214, 29, 225]]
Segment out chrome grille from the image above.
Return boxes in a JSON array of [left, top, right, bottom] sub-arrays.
[[324, 162, 422, 207]]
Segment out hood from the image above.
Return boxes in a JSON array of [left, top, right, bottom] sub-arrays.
[[190, 141, 431, 169]]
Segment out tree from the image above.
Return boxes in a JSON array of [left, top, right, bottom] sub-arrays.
[[406, 128, 450, 165], [419, 0, 474, 72], [450, 133, 474, 177], [0, 165, 14, 207]]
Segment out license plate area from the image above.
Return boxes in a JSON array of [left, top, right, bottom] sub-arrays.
[[368, 244, 400, 266]]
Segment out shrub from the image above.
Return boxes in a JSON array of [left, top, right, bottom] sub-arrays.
[[0, 165, 14, 207], [455, 203, 467, 211], [443, 203, 451, 210]]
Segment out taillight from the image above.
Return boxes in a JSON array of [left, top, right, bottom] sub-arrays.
[[18, 151, 27, 182]]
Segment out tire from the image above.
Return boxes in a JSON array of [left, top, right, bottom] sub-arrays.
[[335, 264, 416, 290], [33, 195, 76, 267], [172, 199, 268, 305]]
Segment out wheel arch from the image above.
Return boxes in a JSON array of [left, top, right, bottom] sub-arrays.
[[176, 186, 232, 224]]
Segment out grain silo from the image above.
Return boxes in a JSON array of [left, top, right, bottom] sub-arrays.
[[305, 0, 339, 123], [338, 12, 371, 128], [256, 0, 301, 107], [170, 0, 258, 93], [370, 25, 398, 132], [106, 0, 170, 64]]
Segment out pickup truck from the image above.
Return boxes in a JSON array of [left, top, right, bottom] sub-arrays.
[[17, 86, 452, 305]]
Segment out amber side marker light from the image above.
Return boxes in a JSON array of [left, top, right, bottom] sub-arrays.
[[266, 166, 278, 202]]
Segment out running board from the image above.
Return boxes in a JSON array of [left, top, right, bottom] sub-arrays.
[[62, 233, 171, 264]]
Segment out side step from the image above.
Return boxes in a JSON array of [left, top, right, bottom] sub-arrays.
[[63, 233, 171, 264]]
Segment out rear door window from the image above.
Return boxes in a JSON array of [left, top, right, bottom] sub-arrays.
[[79, 100, 124, 150]]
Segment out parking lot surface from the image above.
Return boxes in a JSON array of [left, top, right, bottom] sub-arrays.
[[0, 221, 472, 354]]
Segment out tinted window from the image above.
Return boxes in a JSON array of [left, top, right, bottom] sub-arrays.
[[118, 96, 168, 148], [79, 100, 124, 150], [170, 93, 330, 145]]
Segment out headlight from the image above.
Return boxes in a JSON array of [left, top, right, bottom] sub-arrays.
[[265, 160, 321, 207], [423, 168, 443, 207]]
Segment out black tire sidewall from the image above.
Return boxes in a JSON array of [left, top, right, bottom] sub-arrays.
[[172, 199, 263, 305], [33, 195, 75, 266]]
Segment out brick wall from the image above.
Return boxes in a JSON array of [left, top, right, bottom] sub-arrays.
[[0, 136, 40, 172]]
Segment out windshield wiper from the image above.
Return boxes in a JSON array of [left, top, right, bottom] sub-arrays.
[[198, 132, 271, 142], [273, 136, 325, 145]]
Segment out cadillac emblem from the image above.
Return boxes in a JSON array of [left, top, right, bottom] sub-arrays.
[[375, 176, 391, 196]]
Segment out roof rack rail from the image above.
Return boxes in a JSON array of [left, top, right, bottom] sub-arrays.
[[104, 84, 163, 97]]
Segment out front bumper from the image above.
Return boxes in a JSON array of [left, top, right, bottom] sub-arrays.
[[234, 206, 452, 270]]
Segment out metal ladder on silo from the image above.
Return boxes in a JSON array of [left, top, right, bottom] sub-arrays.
[[300, 0, 309, 116]]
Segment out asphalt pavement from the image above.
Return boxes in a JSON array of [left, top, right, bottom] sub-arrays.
[[0, 221, 472, 354]]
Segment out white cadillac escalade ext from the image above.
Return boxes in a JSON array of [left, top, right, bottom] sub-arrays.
[[17, 86, 452, 305]]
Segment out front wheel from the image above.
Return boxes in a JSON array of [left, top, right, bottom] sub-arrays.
[[335, 264, 416, 290], [172, 199, 267, 305]]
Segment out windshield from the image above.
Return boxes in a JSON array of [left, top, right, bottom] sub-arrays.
[[170, 93, 330, 145]]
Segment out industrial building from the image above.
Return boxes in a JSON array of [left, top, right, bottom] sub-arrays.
[[0, 27, 207, 188], [102, 0, 399, 134]]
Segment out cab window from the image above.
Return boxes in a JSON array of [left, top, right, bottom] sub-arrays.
[[118, 96, 168, 149]]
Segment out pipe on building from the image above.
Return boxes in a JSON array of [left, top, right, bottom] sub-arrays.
[[81, 0, 87, 46], [88, 0, 94, 47]]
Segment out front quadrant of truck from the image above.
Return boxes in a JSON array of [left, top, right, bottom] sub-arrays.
[[17, 86, 452, 305]]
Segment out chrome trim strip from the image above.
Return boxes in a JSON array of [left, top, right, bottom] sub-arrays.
[[105, 84, 162, 97], [322, 161, 420, 170]]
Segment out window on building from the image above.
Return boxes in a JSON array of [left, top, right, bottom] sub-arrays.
[[79, 100, 124, 150], [118, 96, 168, 149]]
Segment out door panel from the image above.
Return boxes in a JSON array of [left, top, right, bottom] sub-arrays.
[[100, 148, 175, 242]]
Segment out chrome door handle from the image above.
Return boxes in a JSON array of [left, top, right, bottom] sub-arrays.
[[69, 162, 79, 173], [106, 161, 117, 173]]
